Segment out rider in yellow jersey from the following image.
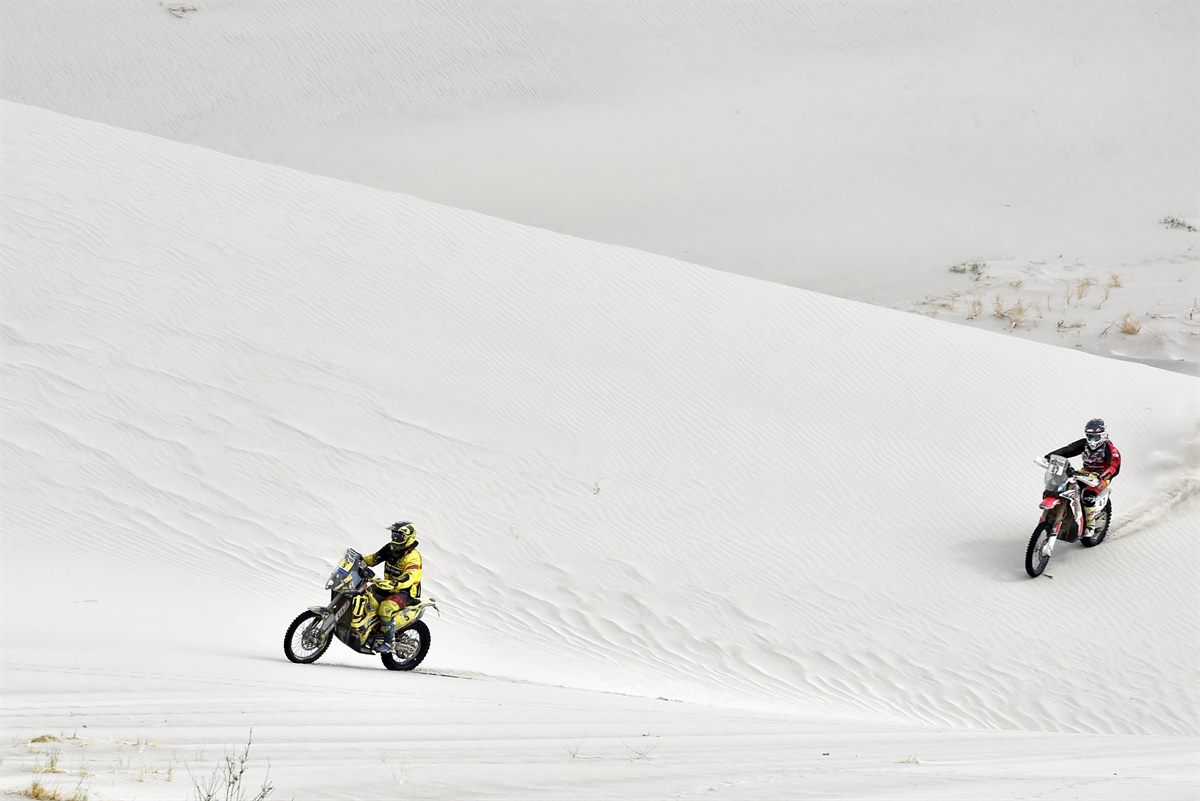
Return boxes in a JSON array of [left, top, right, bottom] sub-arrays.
[[350, 521, 423, 653]]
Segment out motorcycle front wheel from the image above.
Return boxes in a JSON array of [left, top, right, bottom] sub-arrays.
[[284, 610, 333, 664], [1025, 521, 1053, 578], [1080, 499, 1112, 548], [382, 621, 431, 671]]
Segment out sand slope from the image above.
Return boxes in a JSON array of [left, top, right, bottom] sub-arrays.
[[3, 102, 1196, 760]]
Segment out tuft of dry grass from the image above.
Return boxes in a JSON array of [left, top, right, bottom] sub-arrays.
[[1008, 302, 1027, 330], [34, 744, 63, 774], [18, 781, 61, 801], [965, 297, 983, 320], [1117, 314, 1143, 335], [1108, 273, 1123, 288], [17, 780, 89, 801], [191, 731, 275, 801], [1075, 277, 1093, 301], [30, 736, 60, 744], [992, 297, 1028, 329], [936, 293, 960, 310], [622, 739, 658, 761]]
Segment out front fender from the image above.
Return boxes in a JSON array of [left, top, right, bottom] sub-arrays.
[[1039, 497, 1060, 510], [308, 602, 346, 639]]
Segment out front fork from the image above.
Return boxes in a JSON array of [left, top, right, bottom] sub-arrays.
[[1043, 503, 1067, 555], [309, 596, 349, 640]]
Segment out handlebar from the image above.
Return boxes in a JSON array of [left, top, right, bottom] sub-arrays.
[[1035, 458, 1100, 487]]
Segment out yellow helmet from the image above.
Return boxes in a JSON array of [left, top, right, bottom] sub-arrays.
[[388, 521, 417, 549]]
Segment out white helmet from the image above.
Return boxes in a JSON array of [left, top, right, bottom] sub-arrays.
[[1084, 418, 1108, 452]]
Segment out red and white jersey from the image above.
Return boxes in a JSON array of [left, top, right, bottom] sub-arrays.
[[1047, 439, 1121, 479]]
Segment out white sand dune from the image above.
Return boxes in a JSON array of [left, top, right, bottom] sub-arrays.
[[2, 103, 1198, 799], [3, 2, 1197, 370]]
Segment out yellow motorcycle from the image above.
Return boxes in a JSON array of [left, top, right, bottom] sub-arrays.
[[283, 549, 437, 670]]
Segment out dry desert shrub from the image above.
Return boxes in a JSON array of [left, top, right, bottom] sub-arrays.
[[991, 297, 1028, 329], [1006, 301, 1028, 329], [34, 744, 63, 774], [949, 261, 987, 280], [1160, 215, 1198, 232], [17, 780, 88, 801], [929, 293, 960, 311], [18, 782, 61, 801], [191, 731, 274, 801], [1101, 314, 1144, 336], [1117, 314, 1143, 335]]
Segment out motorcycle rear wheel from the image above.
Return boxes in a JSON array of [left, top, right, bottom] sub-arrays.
[[382, 621, 431, 671], [1025, 521, 1053, 578], [1080, 499, 1112, 548], [284, 610, 333, 664]]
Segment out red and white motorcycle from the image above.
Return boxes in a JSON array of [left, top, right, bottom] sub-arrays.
[[1025, 455, 1112, 578]]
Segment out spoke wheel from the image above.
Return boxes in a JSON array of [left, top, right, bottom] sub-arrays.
[[284, 610, 333, 664], [382, 621, 431, 671], [1025, 522, 1052, 578]]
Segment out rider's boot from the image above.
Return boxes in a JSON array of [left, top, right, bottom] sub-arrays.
[[377, 620, 397, 654]]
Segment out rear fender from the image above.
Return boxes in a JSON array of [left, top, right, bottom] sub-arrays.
[[401, 597, 440, 628]]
